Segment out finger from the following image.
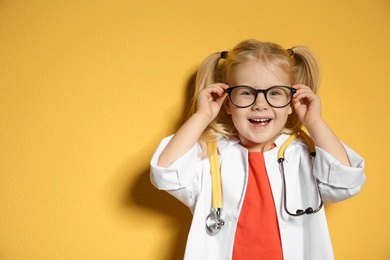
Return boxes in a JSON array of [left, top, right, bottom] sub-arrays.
[[294, 91, 315, 101], [211, 83, 230, 93], [292, 84, 310, 90], [292, 97, 307, 109], [293, 88, 316, 102], [205, 84, 229, 99]]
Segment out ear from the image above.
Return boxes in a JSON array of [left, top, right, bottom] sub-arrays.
[[224, 99, 232, 115], [288, 105, 293, 115]]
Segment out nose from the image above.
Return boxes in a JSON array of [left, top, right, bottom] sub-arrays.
[[251, 93, 269, 111]]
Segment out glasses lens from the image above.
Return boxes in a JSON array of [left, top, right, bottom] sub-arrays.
[[229, 86, 256, 107], [266, 86, 293, 108]]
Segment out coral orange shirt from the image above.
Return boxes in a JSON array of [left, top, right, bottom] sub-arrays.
[[232, 152, 283, 260]]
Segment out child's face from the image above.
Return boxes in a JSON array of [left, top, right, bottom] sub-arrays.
[[225, 61, 293, 152]]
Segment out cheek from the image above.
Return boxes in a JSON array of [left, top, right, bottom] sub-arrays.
[[275, 107, 292, 124], [230, 113, 245, 132], [229, 109, 248, 127]]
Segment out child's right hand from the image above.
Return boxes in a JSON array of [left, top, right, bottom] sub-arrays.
[[157, 83, 229, 167], [196, 83, 229, 122]]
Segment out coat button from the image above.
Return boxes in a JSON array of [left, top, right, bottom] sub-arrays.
[[281, 222, 288, 229]]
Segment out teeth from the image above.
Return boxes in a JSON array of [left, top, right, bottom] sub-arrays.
[[251, 118, 269, 122], [249, 118, 271, 126]]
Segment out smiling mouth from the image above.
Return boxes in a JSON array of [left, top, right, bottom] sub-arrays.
[[249, 118, 271, 126]]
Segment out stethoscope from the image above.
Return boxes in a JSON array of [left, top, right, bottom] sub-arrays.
[[205, 130, 324, 235]]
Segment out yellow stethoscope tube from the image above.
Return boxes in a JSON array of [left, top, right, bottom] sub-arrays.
[[207, 142, 222, 208]]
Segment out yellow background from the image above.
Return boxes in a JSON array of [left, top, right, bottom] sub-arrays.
[[1, 0, 389, 259]]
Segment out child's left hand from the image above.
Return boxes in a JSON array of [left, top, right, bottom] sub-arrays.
[[291, 84, 351, 166], [292, 84, 322, 129]]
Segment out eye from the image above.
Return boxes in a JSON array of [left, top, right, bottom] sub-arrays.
[[236, 87, 255, 96], [268, 87, 290, 98], [269, 90, 282, 96], [240, 90, 253, 96]]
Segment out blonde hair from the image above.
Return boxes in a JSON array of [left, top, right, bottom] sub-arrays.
[[185, 39, 320, 149]]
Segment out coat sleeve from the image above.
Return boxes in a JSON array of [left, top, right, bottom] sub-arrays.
[[313, 143, 366, 203], [149, 135, 203, 210]]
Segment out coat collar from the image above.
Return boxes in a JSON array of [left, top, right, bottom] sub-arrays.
[[217, 133, 291, 154]]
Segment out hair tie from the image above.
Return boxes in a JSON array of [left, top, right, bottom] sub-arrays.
[[287, 49, 294, 56], [221, 51, 228, 59]]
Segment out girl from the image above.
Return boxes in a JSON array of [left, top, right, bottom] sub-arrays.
[[150, 39, 365, 260]]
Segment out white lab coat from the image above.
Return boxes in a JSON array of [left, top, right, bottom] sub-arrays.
[[150, 134, 365, 260]]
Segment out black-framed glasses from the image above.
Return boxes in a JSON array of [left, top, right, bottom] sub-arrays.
[[225, 85, 296, 108]]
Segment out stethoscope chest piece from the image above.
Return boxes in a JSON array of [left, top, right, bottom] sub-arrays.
[[206, 208, 225, 235]]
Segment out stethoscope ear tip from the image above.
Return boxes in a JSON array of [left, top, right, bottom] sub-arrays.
[[296, 207, 314, 215], [305, 207, 314, 214]]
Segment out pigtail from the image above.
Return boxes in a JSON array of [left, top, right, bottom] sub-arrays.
[[283, 46, 321, 134], [184, 53, 221, 122], [195, 53, 223, 97], [184, 52, 234, 144], [289, 46, 321, 93]]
